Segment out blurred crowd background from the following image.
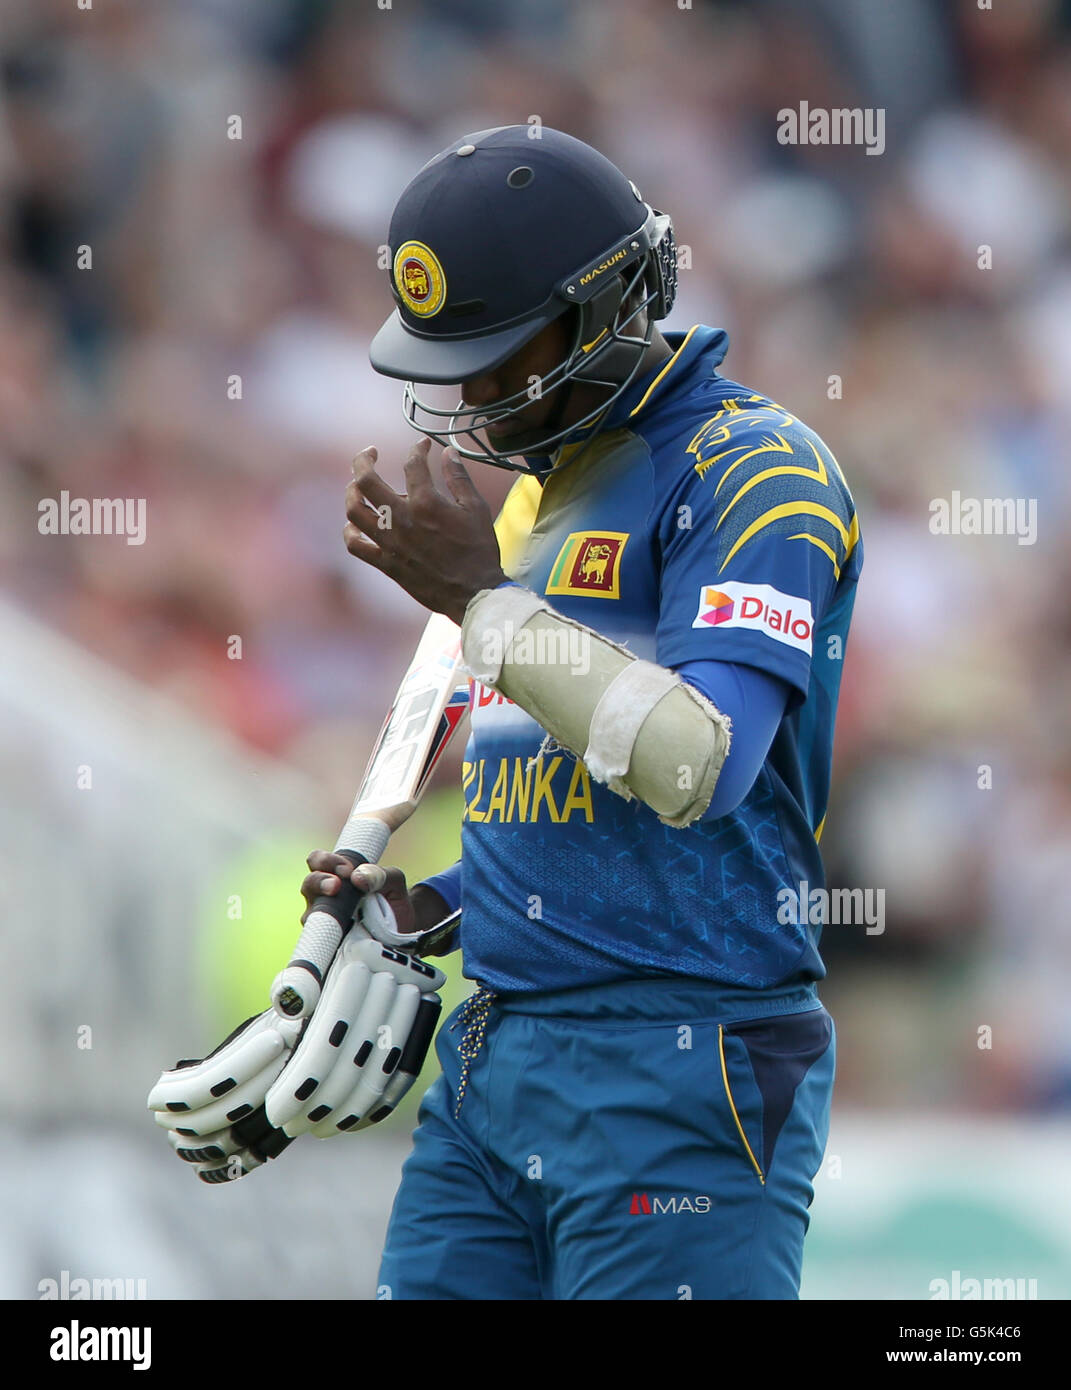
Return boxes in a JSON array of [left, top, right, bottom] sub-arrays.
[[3, 0, 1071, 1298]]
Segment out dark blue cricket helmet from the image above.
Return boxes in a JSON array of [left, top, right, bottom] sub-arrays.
[[370, 125, 678, 472]]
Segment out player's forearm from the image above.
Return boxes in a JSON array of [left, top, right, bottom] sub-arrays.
[[409, 861, 462, 956], [409, 881, 453, 934], [460, 585, 731, 827]]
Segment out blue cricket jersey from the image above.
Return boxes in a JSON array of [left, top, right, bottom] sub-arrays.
[[450, 324, 862, 993]]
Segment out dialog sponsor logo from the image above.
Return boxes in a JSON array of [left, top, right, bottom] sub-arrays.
[[692, 582, 814, 653]]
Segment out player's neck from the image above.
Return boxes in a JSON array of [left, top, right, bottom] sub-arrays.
[[640, 328, 674, 377], [529, 328, 676, 484]]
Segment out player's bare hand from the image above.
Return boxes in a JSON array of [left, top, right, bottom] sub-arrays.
[[301, 851, 450, 937], [343, 439, 507, 624], [301, 851, 416, 934]]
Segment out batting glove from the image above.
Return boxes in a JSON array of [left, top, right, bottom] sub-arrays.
[[265, 922, 446, 1138], [147, 1009, 303, 1184]]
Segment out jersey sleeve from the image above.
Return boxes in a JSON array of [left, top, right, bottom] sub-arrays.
[[654, 406, 859, 702], [674, 658, 791, 819], [416, 859, 462, 915]]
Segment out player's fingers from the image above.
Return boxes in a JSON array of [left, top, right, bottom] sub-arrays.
[[441, 448, 484, 508], [299, 876, 338, 921], [350, 863, 405, 898], [401, 436, 438, 502], [348, 862, 386, 893], [357, 867, 416, 934], [344, 479, 398, 539], [349, 449, 400, 511], [306, 849, 356, 876], [301, 859, 354, 906], [343, 523, 389, 568]]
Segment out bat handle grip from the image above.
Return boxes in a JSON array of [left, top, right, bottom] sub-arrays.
[[270, 818, 391, 1019]]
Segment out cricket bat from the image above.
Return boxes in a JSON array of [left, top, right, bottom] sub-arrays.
[[270, 611, 469, 1019]]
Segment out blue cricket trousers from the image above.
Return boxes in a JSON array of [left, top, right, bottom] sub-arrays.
[[377, 976, 835, 1300]]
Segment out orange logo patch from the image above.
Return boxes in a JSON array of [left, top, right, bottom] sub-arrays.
[[545, 531, 629, 599]]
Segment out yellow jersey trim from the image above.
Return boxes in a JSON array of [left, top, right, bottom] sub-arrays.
[[628, 324, 701, 419]]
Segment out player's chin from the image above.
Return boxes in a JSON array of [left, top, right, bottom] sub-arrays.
[[481, 420, 554, 456]]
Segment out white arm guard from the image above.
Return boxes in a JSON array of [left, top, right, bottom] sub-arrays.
[[460, 585, 732, 828]]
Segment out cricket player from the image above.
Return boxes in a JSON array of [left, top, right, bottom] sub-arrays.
[[151, 126, 862, 1301]]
